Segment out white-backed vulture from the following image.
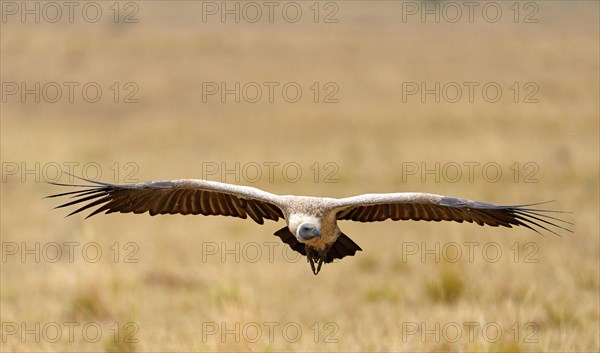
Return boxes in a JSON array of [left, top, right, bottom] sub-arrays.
[[48, 176, 571, 274]]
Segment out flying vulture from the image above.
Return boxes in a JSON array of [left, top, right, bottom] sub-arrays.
[[47, 176, 571, 274]]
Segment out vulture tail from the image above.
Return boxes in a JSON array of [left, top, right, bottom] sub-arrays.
[[273, 227, 362, 263], [325, 233, 362, 263], [273, 227, 307, 256]]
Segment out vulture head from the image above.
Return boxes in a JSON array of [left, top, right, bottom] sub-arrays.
[[296, 222, 322, 242]]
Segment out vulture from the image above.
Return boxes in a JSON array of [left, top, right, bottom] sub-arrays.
[[47, 176, 571, 275]]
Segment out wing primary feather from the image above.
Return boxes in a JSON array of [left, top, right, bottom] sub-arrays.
[[501, 200, 557, 208], [66, 189, 109, 199], [511, 214, 560, 237], [472, 210, 509, 227], [513, 207, 571, 214], [508, 217, 543, 235], [476, 209, 517, 226], [47, 181, 100, 188], [66, 196, 112, 217], [512, 209, 573, 233], [85, 202, 114, 219], [59, 172, 121, 187], [45, 188, 106, 198], [513, 209, 574, 224], [55, 192, 108, 209]]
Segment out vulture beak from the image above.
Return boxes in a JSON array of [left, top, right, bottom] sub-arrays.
[[304, 228, 321, 240], [298, 224, 322, 241]]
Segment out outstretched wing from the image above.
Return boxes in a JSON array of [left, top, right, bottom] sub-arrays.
[[47, 176, 285, 224], [333, 193, 572, 236]]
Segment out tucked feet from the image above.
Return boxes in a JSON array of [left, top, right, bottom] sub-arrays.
[[306, 246, 328, 275]]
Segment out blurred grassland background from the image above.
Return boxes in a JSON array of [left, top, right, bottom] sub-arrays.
[[1, 1, 598, 352]]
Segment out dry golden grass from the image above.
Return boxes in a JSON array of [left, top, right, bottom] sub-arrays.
[[1, 1, 598, 352]]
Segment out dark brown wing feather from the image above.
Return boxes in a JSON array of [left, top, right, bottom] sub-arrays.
[[335, 193, 572, 236], [47, 177, 284, 225]]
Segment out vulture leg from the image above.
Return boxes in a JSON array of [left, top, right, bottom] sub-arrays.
[[306, 246, 321, 275], [306, 246, 327, 275], [316, 249, 328, 275]]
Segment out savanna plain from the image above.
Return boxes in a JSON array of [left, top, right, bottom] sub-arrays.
[[1, 1, 598, 352]]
